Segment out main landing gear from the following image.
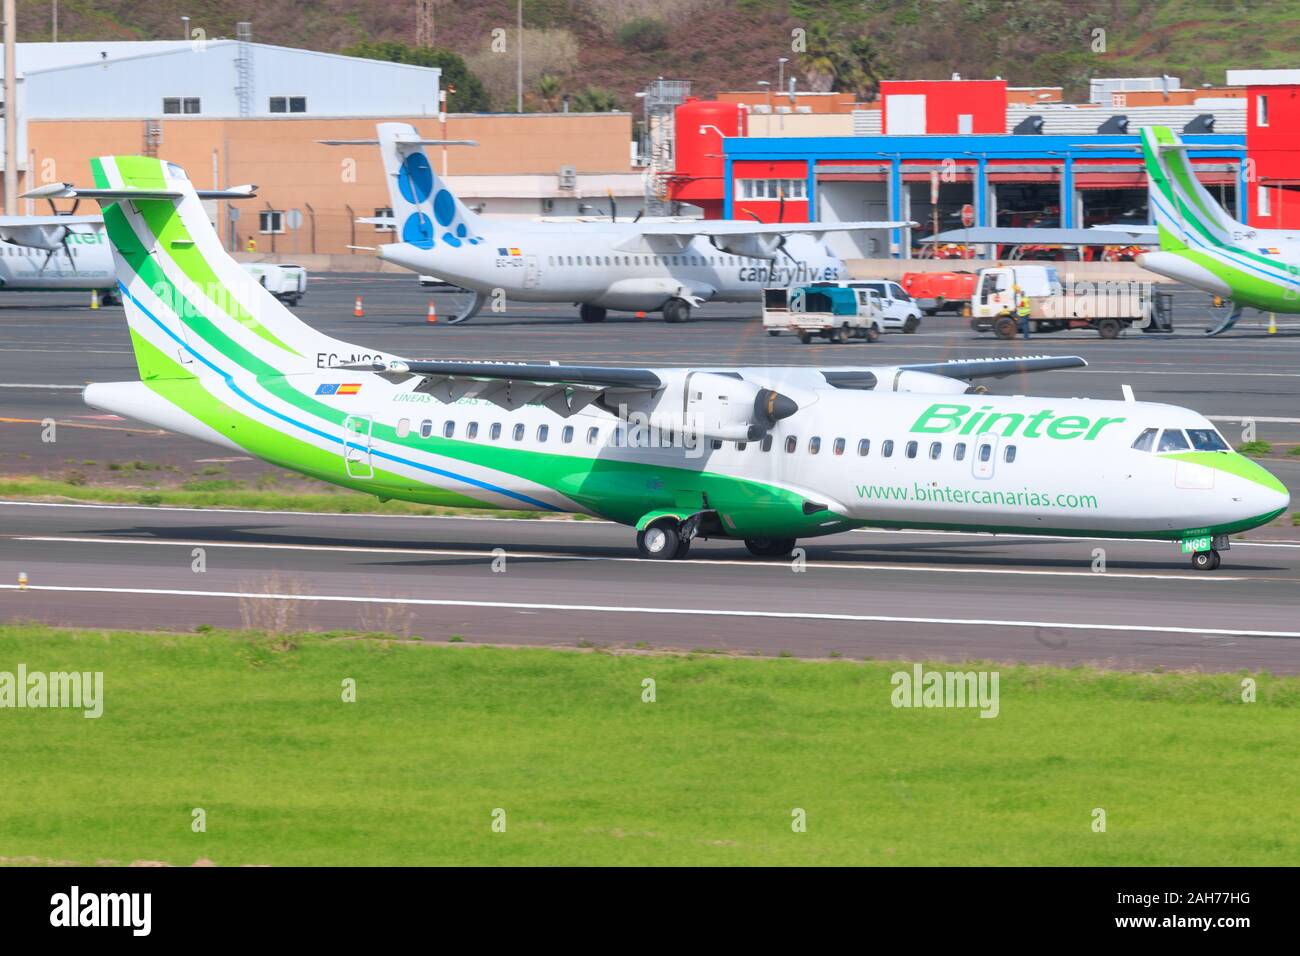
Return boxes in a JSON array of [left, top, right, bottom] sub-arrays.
[[636, 522, 692, 560], [744, 537, 796, 558], [662, 298, 692, 323], [579, 304, 607, 323], [1191, 550, 1221, 571]]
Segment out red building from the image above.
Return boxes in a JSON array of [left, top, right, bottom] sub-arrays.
[[1229, 69, 1300, 228], [878, 78, 1007, 135]]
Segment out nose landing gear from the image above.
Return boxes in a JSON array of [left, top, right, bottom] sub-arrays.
[[1190, 549, 1221, 571]]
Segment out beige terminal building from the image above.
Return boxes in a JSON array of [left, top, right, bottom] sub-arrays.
[[2, 37, 642, 256]]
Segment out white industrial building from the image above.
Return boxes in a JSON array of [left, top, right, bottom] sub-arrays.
[[11, 38, 441, 120]]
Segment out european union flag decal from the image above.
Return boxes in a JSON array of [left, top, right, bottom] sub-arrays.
[[315, 383, 340, 395], [497, 247, 509, 256]]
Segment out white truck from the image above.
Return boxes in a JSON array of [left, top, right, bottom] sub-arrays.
[[967, 264, 1172, 339], [810, 279, 922, 333], [242, 262, 307, 306], [763, 285, 886, 344]]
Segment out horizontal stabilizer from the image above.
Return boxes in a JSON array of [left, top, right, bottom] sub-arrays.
[[901, 356, 1088, 379], [924, 227, 1157, 247], [23, 183, 258, 201]]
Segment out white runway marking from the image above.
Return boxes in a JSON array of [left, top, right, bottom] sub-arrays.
[[1, 583, 1296, 638], [0, 383, 83, 389], [14, 534, 1246, 581]]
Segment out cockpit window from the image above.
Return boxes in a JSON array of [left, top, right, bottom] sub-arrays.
[[1157, 429, 1191, 453], [1131, 427, 1157, 452], [1186, 428, 1230, 452]]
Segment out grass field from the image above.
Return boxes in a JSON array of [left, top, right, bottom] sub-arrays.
[[1, 625, 1296, 866], [0, 476, 568, 519]]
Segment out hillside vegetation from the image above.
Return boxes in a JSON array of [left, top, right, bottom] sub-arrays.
[[18, 1, 1300, 111]]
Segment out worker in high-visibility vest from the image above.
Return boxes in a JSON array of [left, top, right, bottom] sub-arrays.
[[1015, 285, 1032, 339], [246, 236, 257, 253]]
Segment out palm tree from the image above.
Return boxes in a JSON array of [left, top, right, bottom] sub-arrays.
[[535, 74, 561, 112]]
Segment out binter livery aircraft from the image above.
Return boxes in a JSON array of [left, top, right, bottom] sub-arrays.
[[64, 155, 1289, 570], [326, 123, 909, 324]]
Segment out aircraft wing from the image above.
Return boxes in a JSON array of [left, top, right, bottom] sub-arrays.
[[339, 359, 663, 415], [636, 220, 915, 239], [923, 226, 1158, 247], [820, 355, 1087, 390]]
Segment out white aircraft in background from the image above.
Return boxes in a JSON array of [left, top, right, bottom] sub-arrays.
[[324, 123, 911, 324], [0, 213, 118, 297]]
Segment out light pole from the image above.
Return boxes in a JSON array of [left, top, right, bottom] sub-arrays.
[[777, 57, 788, 132], [756, 80, 771, 136], [181, 15, 190, 41]]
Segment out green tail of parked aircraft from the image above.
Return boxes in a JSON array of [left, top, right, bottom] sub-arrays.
[[1138, 125, 1300, 333], [45, 154, 1288, 570]]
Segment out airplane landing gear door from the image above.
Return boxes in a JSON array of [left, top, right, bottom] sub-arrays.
[[972, 433, 998, 480], [343, 414, 374, 479], [524, 255, 541, 288]]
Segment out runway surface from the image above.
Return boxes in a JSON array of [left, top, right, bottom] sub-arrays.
[[4, 501, 1300, 672], [1, 272, 1298, 671]]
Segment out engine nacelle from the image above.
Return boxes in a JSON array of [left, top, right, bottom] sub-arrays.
[[0, 224, 70, 252], [614, 371, 799, 444], [709, 234, 785, 261], [881, 369, 977, 395]]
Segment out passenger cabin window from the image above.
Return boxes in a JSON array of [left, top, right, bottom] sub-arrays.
[[785, 436, 798, 454], [1131, 427, 1157, 452], [881, 440, 894, 458], [1186, 428, 1229, 451], [467, 422, 478, 439], [833, 438, 846, 456], [1157, 429, 1190, 453], [419, 420, 433, 439], [711, 439, 723, 450], [443, 421, 455, 439], [1004, 445, 1017, 463], [395, 418, 411, 438], [857, 439, 870, 456], [587, 427, 600, 445], [929, 442, 942, 460], [537, 425, 549, 442], [809, 437, 821, 455], [905, 441, 918, 459], [761, 435, 773, 452], [562, 425, 574, 443], [954, 442, 966, 461], [978, 443, 993, 462], [513, 423, 525, 442], [490, 423, 502, 441]]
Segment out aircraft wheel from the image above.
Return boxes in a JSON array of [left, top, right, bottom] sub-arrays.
[[673, 536, 692, 560], [579, 304, 608, 323], [663, 299, 691, 323], [1191, 549, 1220, 571], [745, 537, 796, 558], [637, 522, 681, 560]]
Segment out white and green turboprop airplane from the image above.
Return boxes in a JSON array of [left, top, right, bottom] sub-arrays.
[[927, 126, 1300, 335], [57, 155, 1288, 570]]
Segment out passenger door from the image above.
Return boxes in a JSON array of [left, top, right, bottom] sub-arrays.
[[524, 255, 541, 288], [343, 414, 374, 479]]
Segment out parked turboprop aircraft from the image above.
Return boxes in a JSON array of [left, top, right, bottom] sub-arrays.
[[926, 126, 1299, 335], [0, 214, 117, 295], [61, 155, 1288, 570], [323, 123, 911, 324]]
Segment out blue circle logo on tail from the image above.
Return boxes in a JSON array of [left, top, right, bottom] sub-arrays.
[[398, 153, 434, 204], [402, 212, 435, 249]]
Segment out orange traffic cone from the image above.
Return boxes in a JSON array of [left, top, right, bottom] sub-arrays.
[[426, 300, 438, 323], [353, 295, 365, 318]]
